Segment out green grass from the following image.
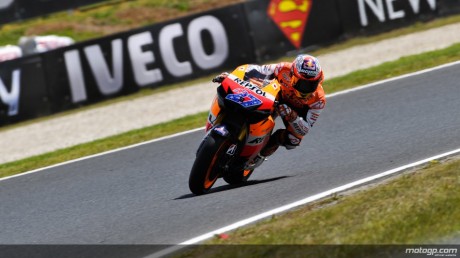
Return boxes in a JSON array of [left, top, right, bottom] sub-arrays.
[[1, 42, 459, 178], [177, 157, 460, 257], [0, 0, 241, 46]]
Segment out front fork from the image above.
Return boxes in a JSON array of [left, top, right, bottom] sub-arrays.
[[199, 114, 249, 174]]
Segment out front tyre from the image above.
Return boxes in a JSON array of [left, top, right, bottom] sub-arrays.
[[189, 133, 231, 195]]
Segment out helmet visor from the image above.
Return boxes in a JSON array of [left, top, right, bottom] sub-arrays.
[[291, 76, 319, 98]]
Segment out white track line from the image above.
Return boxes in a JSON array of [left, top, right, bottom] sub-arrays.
[[146, 148, 460, 258], [2, 60, 459, 183]]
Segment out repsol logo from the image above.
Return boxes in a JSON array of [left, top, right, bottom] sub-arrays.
[[234, 78, 267, 98], [64, 15, 229, 103], [358, 0, 436, 26], [0, 69, 20, 116]]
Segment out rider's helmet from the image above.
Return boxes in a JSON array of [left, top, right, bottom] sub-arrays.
[[289, 54, 323, 99]]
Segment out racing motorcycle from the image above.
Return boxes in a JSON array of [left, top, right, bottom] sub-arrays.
[[188, 65, 281, 195]]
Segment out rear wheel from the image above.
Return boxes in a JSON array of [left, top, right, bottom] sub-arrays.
[[189, 133, 231, 195], [223, 168, 254, 185]]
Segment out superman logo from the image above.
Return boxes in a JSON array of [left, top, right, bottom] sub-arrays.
[[267, 0, 312, 49]]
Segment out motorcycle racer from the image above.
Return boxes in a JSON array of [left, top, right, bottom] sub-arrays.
[[210, 54, 326, 166]]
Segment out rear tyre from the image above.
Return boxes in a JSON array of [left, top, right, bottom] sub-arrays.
[[223, 168, 254, 185], [189, 133, 230, 195]]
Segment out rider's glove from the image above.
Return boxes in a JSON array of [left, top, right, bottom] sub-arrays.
[[278, 104, 297, 123], [212, 72, 229, 83]]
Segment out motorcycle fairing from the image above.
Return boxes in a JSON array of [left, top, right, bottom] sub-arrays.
[[221, 74, 276, 111], [239, 115, 275, 158]]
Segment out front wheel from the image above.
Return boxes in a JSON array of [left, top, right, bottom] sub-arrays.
[[189, 133, 231, 195]]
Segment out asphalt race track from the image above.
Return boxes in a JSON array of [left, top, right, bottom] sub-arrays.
[[0, 63, 459, 255]]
